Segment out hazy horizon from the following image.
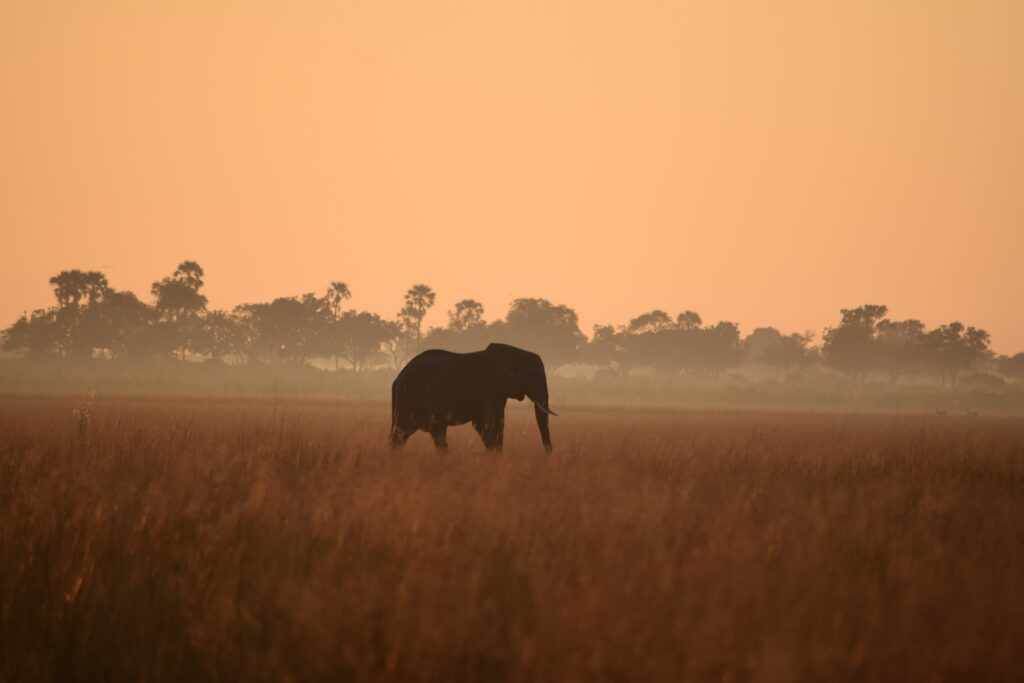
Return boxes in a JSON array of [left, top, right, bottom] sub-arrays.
[[3, 1, 1022, 351]]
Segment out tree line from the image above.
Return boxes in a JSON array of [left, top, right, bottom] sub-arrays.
[[3, 262, 1023, 387]]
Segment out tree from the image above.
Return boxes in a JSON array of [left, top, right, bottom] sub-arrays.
[[152, 278, 207, 323], [619, 313, 682, 373], [2, 309, 61, 356], [44, 270, 112, 356], [580, 324, 624, 368], [11, 278, 153, 360], [236, 295, 326, 363], [401, 284, 436, 342], [421, 299, 491, 354], [192, 310, 247, 363], [228, 306, 260, 365], [613, 310, 744, 377], [924, 322, 990, 387], [492, 298, 585, 368], [691, 321, 744, 375], [627, 310, 674, 334], [822, 305, 888, 380], [676, 310, 702, 330], [49, 270, 109, 309], [334, 311, 390, 371], [386, 284, 437, 367], [745, 327, 814, 378], [325, 281, 352, 318], [765, 333, 814, 378], [382, 319, 408, 370], [151, 261, 209, 360], [996, 353, 1024, 384], [875, 319, 926, 383], [745, 327, 785, 363], [172, 261, 204, 290], [448, 299, 485, 333], [314, 282, 356, 369], [300, 292, 333, 359], [90, 290, 154, 358]]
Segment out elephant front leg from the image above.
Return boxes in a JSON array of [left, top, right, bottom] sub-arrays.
[[473, 415, 504, 453], [494, 415, 504, 452]]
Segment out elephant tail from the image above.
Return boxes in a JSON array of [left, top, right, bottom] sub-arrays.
[[390, 381, 414, 449], [390, 381, 404, 437]]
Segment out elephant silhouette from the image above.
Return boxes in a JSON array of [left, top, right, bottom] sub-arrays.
[[390, 343, 556, 453]]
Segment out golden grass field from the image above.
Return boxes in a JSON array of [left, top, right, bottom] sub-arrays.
[[1, 394, 1022, 681]]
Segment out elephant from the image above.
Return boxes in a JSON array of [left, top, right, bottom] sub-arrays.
[[390, 343, 557, 453]]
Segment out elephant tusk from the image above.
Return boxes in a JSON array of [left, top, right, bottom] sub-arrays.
[[534, 401, 558, 417]]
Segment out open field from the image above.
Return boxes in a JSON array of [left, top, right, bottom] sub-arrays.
[[1, 394, 1023, 681]]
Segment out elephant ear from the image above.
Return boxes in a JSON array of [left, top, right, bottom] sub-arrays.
[[488, 348, 526, 400]]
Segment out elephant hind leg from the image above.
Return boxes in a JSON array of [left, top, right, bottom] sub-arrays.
[[390, 424, 412, 450], [429, 427, 448, 452]]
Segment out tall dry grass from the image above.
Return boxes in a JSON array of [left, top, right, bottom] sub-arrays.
[[1, 394, 1022, 681]]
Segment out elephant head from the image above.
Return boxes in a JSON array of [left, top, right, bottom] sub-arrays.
[[485, 343, 556, 452]]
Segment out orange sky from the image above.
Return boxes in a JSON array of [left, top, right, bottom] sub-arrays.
[[2, 1, 1022, 351]]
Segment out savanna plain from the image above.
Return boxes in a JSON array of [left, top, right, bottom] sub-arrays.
[[1, 394, 1022, 681]]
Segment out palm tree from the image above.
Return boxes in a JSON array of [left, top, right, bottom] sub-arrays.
[[402, 284, 436, 341], [49, 270, 109, 309], [325, 281, 352, 319]]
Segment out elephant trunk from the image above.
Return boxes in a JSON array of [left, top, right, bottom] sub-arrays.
[[530, 385, 554, 453], [534, 403, 552, 453]]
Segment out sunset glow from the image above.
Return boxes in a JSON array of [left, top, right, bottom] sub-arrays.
[[2, 1, 1021, 348]]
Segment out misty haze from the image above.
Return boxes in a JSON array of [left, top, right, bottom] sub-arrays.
[[2, 1, 1022, 681], [3, 262, 1023, 414]]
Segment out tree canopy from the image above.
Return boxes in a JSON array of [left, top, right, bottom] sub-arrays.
[[3, 265, 1014, 391]]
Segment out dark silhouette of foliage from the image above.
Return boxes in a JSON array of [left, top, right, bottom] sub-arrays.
[[324, 281, 352, 318], [592, 312, 744, 377], [151, 262, 209, 360], [923, 322, 990, 387], [49, 270, 109, 309], [447, 299, 485, 333], [381, 319, 407, 370], [875, 319, 927, 383], [333, 310, 390, 371], [89, 290, 153, 358], [676, 310, 703, 330], [384, 284, 437, 367], [580, 324, 623, 369], [822, 305, 889, 380], [235, 296, 324, 363], [628, 310, 674, 334], [996, 354, 1024, 384], [423, 299, 492, 353], [688, 321, 744, 375], [4, 267, 1019, 394], [491, 298, 585, 369], [2, 309, 62, 357], [192, 310, 246, 363], [401, 284, 436, 342], [746, 327, 815, 378], [152, 272, 207, 323]]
